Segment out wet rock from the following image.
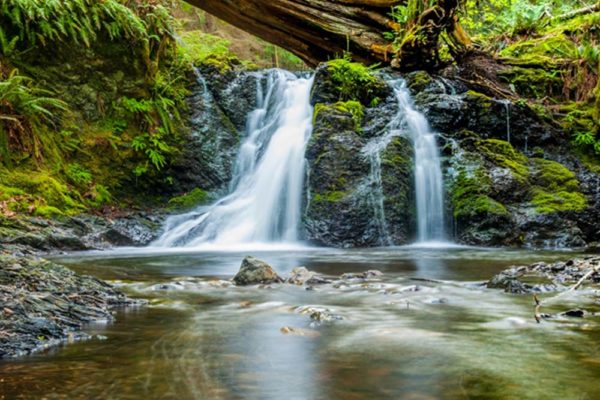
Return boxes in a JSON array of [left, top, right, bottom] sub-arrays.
[[0, 255, 140, 359], [341, 270, 383, 281], [0, 212, 163, 255], [286, 267, 331, 285], [303, 68, 413, 247], [296, 305, 343, 324], [561, 309, 586, 318], [487, 257, 600, 294], [233, 256, 283, 285]]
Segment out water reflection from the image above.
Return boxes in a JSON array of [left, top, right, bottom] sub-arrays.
[[1, 247, 599, 399]]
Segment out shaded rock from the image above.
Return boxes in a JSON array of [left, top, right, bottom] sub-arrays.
[[561, 309, 586, 318], [233, 256, 283, 285]]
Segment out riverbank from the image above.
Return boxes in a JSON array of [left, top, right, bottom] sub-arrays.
[[0, 211, 163, 256], [0, 255, 141, 359]]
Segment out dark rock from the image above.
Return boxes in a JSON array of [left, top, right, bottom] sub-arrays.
[[561, 309, 586, 318], [233, 256, 283, 285], [0, 255, 140, 359], [304, 70, 413, 247]]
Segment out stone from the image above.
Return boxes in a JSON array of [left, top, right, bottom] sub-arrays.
[[232, 256, 283, 285], [286, 267, 331, 285]]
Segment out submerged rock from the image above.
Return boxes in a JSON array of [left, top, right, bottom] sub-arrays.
[[0, 255, 140, 359], [233, 256, 283, 285]]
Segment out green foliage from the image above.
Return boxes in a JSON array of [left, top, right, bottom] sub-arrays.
[[0, 0, 150, 49], [0, 69, 68, 165], [65, 163, 92, 186], [130, 131, 173, 175], [166, 188, 208, 211], [178, 30, 243, 72], [327, 55, 384, 105]]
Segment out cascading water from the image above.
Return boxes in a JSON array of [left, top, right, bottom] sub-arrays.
[[153, 70, 314, 249], [366, 78, 446, 243]]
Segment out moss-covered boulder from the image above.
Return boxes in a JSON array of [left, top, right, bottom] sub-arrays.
[[446, 133, 592, 247], [303, 69, 413, 247]]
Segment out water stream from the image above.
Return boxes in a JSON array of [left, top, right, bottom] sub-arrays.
[[154, 70, 314, 249], [2, 248, 598, 399]]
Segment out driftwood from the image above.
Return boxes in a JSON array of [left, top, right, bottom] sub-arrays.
[[533, 264, 600, 323]]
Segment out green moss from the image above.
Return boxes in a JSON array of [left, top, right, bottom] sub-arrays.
[[0, 169, 85, 215], [313, 191, 347, 203], [167, 188, 209, 212], [451, 165, 509, 218], [34, 206, 64, 218], [530, 189, 587, 214], [405, 71, 432, 93], [499, 34, 578, 62], [326, 57, 385, 105], [532, 158, 579, 192], [456, 194, 509, 218], [529, 158, 587, 213], [314, 101, 364, 132], [477, 139, 529, 181]]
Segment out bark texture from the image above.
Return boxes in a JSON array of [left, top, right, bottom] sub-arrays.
[[185, 0, 470, 69]]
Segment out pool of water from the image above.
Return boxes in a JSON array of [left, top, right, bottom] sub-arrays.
[[1, 246, 599, 399]]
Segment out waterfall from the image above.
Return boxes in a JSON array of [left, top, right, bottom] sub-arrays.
[[374, 78, 446, 243], [153, 70, 314, 249]]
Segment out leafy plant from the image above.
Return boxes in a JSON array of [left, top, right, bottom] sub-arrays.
[[0, 69, 67, 164], [327, 54, 384, 105], [65, 163, 92, 186]]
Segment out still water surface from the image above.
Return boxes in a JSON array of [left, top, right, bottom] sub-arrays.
[[1, 247, 599, 399]]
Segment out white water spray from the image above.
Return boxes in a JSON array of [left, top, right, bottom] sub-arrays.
[[384, 79, 446, 243], [153, 70, 314, 249]]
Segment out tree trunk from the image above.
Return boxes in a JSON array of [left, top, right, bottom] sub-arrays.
[[184, 0, 470, 70]]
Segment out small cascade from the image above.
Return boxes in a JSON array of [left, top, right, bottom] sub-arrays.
[[501, 99, 511, 144], [154, 70, 314, 248], [366, 78, 446, 243]]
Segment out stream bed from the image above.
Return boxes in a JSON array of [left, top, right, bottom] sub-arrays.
[[1, 247, 599, 399]]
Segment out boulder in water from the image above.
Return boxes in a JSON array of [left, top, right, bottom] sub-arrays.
[[286, 267, 331, 285], [233, 256, 283, 285]]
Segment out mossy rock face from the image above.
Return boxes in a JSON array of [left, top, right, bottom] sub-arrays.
[[304, 75, 411, 247], [404, 71, 434, 94], [166, 188, 209, 212], [447, 133, 594, 247]]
